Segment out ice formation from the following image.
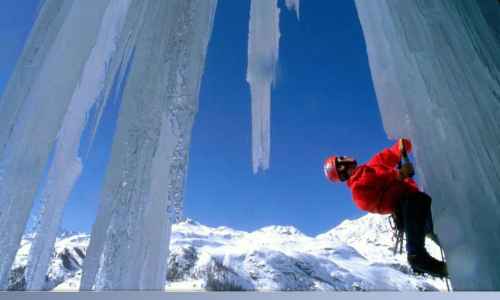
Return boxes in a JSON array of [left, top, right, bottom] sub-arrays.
[[0, 0, 216, 290], [0, 0, 113, 289], [246, 0, 280, 174], [0, 0, 72, 158], [79, 0, 217, 290], [6, 0, 498, 292], [24, 0, 131, 290], [355, 0, 500, 290], [246, 0, 300, 174]]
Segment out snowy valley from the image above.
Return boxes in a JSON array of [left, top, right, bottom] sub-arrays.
[[9, 214, 447, 291]]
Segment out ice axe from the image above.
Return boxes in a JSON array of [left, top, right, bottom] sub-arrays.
[[396, 139, 451, 290], [397, 139, 414, 179]]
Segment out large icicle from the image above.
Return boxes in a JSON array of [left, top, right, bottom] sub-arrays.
[[24, 0, 131, 290], [78, 1, 150, 289], [0, 0, 112, 289], [355, 0, 500, 290], [246, 0, 280, 174], [139, 0, 216, 284], [0, 0, 73, 158], [80, 0, 217, 290]]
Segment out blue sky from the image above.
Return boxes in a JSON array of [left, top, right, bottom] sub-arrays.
[[1, 0, 393, 237]]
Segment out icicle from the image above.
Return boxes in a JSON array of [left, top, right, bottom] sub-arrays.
[[0, 0, 74, 158], [24, 0, 131, 290], [81, 0, 217, 290], [139, 1, 217, 284], [246, 0, 280, 174], [0, 0, 112, 289]]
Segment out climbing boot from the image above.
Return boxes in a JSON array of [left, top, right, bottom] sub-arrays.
[[408, 251, 448, 278]]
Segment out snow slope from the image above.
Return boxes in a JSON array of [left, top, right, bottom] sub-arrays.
[[9, 214, 447, 291]]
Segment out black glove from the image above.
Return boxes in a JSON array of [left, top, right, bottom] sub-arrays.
[[398, 162, 415, 179]]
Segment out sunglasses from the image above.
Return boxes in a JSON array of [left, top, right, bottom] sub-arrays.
[[335, 156, 354, 181]]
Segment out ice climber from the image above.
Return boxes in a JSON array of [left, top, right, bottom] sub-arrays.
[[323, 138, 448, 278]]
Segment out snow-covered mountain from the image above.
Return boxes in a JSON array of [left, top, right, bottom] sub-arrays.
[[8, 214, 449, 291]]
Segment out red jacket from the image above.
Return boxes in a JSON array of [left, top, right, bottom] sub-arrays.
[[346, 140, 419, 214]]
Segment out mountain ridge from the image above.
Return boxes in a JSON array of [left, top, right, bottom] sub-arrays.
[[9, 214, 448, 291]]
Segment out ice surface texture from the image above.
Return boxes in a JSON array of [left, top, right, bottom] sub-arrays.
[[80, 0, 217, 290], [0, 0, 216, 290], [246, 0, 299, 174], [0, 0, 112, 289], [355, 0, 500, 290], [24, 0, 132, 290]]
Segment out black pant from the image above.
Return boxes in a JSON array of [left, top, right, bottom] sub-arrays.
[[396, 191, 434, 255]]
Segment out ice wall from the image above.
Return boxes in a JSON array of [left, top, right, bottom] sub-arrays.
[[355, 0, 500, 290], [79, 0, 217, 290], [0, 0, 112, 289], [24, 0, 131, 290], [246, 0, 280, 174]]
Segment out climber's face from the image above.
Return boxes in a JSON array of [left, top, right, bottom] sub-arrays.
[[336, 156, 357, 181]]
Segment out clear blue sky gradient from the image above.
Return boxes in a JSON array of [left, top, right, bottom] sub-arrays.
[[1, 1, 394, 236]]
